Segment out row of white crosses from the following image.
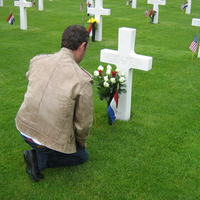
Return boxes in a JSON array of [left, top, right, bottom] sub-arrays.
[[192, 18, 200, 58], [132, 0, 192, 15], [12, 0, 152, 121]]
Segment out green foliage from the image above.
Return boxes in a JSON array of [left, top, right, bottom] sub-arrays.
[[1, 0, 200, 199]]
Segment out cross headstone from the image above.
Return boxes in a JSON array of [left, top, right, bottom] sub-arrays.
[[87, 0, 111, 41], [192, 18, 200, 57], [132, 0, 137, 8], [38, 0, 44, 11], [100, 27, 153, 121], [147, 0, 166, 24], [186, 0, 192, 14], [0, 0, 3, 6], [14, 0, 32, 30]]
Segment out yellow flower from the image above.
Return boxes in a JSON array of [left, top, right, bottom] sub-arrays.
[[87, 18, 98, 23]]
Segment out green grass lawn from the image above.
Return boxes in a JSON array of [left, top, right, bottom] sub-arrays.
[[1, 0, 200, 199]]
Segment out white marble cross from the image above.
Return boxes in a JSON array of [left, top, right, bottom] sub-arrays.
[[87, 0, 111, 41], [148, 0, 166, 24], [14, 0, 32, 30], [38, 0, 44, 11], [101, 27, 153, 121], [132, 0, 137, 8], [0, 0, 3, 6], [192, 18, 200, 57], [186, 0, 192, 14]]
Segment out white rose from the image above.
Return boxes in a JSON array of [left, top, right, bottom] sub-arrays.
[[103, 82, 109, 87], [121, 71, 126, 76], [110, 77, 116, 83], [94, 70, 99, 76], [106, 69, 111, 75], [119, 77, 125, 83], [98, 65, 104, 71], [115, 68, 120, 72], [104, 76, 109, 82], [107, 65, 112, 70]]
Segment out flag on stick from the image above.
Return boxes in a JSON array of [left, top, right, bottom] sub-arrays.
[[6, 13, 15, 25], [80, 2, 83, 12], [107, 91, 119, 124], [189, 35, 198, 53], [180, 2, 188, 10]]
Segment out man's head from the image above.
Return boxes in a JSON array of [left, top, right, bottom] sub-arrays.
[[61, 25, 89, 63], [61, 25, 89, 51]]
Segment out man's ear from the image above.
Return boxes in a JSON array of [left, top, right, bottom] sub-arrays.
[[80, 42, 87, 51]]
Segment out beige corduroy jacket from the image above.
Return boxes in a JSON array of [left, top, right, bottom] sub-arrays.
[[15, 48, 93, 153]]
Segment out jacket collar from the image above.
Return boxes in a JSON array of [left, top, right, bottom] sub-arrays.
[[60, 47, 77, 63]]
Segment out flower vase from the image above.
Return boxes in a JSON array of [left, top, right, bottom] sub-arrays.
[[92, 29, 96, 42], [151, 15, 155, 24], [107, 101, 113, 125]]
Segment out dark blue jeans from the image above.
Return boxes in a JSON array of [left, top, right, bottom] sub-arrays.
[[21, 135, 88, 171]]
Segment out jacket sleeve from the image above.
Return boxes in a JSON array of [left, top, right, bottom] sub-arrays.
[[74, 80, 93, 147]]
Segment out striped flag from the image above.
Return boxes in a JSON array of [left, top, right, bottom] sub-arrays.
[[88, 23, 92, 36], [6, 13, 15, 25], [189, 35, 198, 53], [107, 91, 119, 124], [180, 2, 188, 10]]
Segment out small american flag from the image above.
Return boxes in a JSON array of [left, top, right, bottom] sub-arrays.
[[189, 35, 198, 53]]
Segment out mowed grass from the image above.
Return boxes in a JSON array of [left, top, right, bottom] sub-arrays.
[[0, 0, 200, 199]]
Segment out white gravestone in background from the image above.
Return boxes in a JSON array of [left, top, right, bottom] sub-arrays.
[[192, 18, 200, 57], [148, 0, 166, 24], [132, 0, 137, 8], [186, 0, 192, 14], [38, 0, 44, 11], [87, 0, 111, 41], [101, 27, 153, 121], [0, 0, 3, 6], [14, 0, 32, 30]]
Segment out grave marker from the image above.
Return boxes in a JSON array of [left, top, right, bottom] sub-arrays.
[[132, 0, 137, 8], [14, 0, 32, 30], [87, 0, 111, 41], [101, 27, 153, 120], [192, 18, 200, 57], [38, 0, 43, 11], [0, 0, 3, 6], [147, 0, 166, 24], [186, 0, 192, 14]]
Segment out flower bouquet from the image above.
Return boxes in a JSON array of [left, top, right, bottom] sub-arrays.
[[93, 65, 126, 123], [87, 18, 98, 42]]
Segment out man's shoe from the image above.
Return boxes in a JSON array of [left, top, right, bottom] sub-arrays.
[[23, 150, 44, 182]]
